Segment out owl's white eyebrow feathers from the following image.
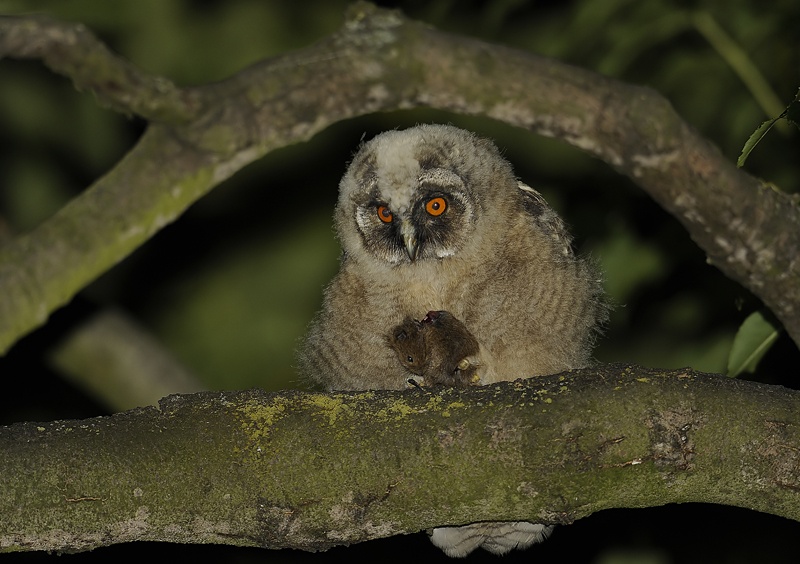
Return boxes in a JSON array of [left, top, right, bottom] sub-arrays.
[[370, 130, 422, 213]]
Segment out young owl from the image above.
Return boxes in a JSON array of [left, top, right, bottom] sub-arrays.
[[388, 310, 481, 387], [298, 124, 606, 556]]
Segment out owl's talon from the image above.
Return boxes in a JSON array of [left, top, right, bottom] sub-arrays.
[[407, 377, 425, 389]]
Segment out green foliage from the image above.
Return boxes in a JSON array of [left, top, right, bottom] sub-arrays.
[[150, 213, 339, 391], [727, 310, 783, 377], [738, 87, 800, 167]]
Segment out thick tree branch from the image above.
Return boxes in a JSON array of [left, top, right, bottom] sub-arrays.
[[1, 364, 798, 554], [0, 15, 201, 123], [0, 2, 798, 350]]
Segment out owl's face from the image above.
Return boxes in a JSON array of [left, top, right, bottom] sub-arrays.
[[335, 125, 516, 265]]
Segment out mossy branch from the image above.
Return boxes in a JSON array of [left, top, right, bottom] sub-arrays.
[[1, 364, 799, 554], [0, 3, 798, 353], [0, 15, 201, 123]]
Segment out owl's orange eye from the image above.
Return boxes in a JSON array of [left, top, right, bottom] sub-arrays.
[[377, 205, 393, 223], [425, 197, 447, 216]]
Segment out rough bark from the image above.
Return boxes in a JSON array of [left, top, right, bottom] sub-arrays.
[[1, 365, 798, 554], [0, 2, 798, 354], [1, 5, 799, 557]]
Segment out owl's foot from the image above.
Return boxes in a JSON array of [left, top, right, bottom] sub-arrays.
[[429, 521, 553, 557], [455, 355, 483, 385], [406, 377, 426, 389]]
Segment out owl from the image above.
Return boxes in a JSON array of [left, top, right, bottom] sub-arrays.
[[388, 310, 481, 388], [298, 124, 606, 556]]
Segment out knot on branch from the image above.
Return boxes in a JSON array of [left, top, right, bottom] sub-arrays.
[[341, 1, 405, 47]]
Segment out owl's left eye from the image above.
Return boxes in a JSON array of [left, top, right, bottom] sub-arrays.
[[425, 197, 447, 216], [377, 205, 393, 223]]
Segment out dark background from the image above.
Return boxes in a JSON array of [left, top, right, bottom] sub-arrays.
[[1, 0, 799, 562]]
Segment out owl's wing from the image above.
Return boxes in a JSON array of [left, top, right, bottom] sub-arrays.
[[517, 181, 574, 258]]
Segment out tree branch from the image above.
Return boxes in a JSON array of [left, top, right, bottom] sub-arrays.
[[47, 309, 205, 411], [0, 15, 201, 123], [0, 2, 798, 353], [1, 364, 798, 554]]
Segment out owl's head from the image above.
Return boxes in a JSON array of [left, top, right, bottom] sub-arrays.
[[335, 124, 517, 265]]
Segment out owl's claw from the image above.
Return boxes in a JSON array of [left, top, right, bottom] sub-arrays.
[[421, 310, 440, 324], [407, 377, 425, 389]]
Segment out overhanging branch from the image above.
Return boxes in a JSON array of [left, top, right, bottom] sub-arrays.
[[0, 2, 798, 353], [1, 364, 799, 553], [0, 15, 201, 123]]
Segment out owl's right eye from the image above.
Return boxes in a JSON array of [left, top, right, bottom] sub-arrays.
[[377, 205, 393, 223]]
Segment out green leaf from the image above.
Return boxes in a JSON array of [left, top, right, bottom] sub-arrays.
[[737, 116, 781, 168], [727, 310, 782, 377], [738, 86, 800, 167]]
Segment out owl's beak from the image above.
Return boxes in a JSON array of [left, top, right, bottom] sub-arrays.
[[400, 219, 419, 261]]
